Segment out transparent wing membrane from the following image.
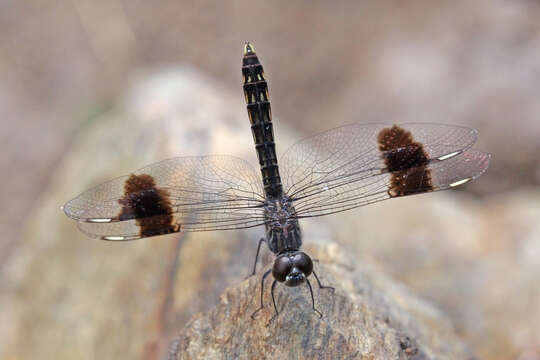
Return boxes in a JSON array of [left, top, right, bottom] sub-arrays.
[[281, 123, 477, 198], [64, 155, 266, 240], [280, 123, 487, 218], [64, 123, 489, 241]]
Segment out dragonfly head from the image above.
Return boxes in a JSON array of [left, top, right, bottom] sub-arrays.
[[272, 251, 313, 287]]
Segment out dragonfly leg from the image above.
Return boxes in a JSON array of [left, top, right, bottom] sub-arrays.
[[306, 278, 323, 318], [248, 238, 265, 277], [312, 270, 335, 292], [251, 269, 272, 319], [269, 279, 279, 323]]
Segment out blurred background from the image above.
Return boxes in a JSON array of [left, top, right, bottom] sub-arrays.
[[1, 1, 539, 359]]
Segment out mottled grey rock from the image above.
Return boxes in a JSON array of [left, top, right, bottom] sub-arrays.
[[2, 69, 475, 360], [330, 190, 540, 360], [1, 69, 263, 360], [169, 242, 474, 360], [5, 65, 537, 360]]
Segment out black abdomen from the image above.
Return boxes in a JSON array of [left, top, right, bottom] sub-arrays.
[[242, 43, 283, 198]]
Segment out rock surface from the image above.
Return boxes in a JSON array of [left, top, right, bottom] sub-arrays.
[[2, 68, 539, 360], [327, 189, 540, 360], [1, 69, 264, 360], [169, 242, 474, 360]]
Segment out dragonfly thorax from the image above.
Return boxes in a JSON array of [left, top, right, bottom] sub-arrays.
[[264, 196, 302, 254]]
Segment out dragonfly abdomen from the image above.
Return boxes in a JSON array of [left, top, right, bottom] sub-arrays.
[[242, 42, 283, 198]]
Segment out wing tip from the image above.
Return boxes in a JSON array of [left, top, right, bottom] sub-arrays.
[[472, 150, 491, 179], [62, 198, 78, 220], [440, 149, 490, 189]]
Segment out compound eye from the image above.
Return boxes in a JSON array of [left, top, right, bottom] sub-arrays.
[[291, 252, 313, 276], [272, 255, 292, 282]]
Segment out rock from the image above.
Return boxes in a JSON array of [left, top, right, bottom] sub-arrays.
[[2, 68, 473, 360], [4, 66, 535, 360], [328, 190, 540, 360], [169, 242, 474, 360], [1, 68, 267, 360]]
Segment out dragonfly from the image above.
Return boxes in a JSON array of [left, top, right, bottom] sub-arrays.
[[64, 42, 490, 321]]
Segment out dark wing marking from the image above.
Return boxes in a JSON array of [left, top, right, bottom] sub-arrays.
[[378, 125, 432, 196], [279, 123, 488, 218], [63, 155, 266, 240]]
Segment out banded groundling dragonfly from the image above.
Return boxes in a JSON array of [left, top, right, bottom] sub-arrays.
[[64, 43, 490, 320]]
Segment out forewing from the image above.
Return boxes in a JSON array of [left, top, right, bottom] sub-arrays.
[[63, 155, 266, 240], [280, 123, 487, 218]]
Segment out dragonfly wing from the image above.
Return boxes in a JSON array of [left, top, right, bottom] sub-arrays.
[[279, 123, 488, 218], [64, 155, 267, 240]]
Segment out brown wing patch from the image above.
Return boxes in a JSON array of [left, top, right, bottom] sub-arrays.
[[377, 125, 433, 197], [118, 174, 180, 237]]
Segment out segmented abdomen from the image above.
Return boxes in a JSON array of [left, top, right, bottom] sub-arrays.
[[242, 43, 283, 198]]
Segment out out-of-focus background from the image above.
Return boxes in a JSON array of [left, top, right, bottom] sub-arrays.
[[1, 1, 539, 359]]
